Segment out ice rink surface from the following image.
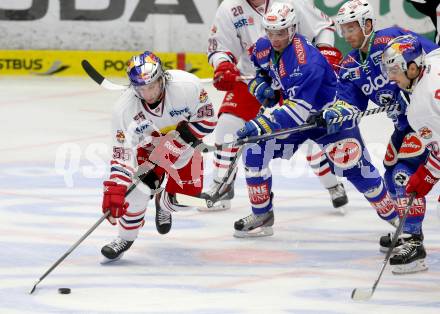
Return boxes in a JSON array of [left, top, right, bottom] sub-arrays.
[[1, 76, 440, 314]]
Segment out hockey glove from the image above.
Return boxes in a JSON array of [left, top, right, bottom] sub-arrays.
[[102, 181, 129, 225], [306, 110, 327, 127], [175, 120, 202, 148], [248, 75, 279, 108], [322, 100, 360, 134], [318, 46, 343, 73], [213, 62, 240, 91], [236, 114, 281, 139], [406, 165, 439, 198]]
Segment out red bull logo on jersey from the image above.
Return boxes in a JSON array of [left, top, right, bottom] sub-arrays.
[[199, 89, 208, 103], [418, 126, 433, 139], [325, 138, 362, 169], [116, 130, 125, 143]]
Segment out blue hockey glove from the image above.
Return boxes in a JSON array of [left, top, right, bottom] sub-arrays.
[[236, 114, 281, 139], [387, 91, 409, 130], [248, 75, 279, 108], [323, 100, 360, 134]]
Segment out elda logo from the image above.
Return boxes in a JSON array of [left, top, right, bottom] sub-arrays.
[[32, 60, 70, 75]]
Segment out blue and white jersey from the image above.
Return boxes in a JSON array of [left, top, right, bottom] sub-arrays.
[[250, 33, 337, 127], [337, 26, 438, 111]]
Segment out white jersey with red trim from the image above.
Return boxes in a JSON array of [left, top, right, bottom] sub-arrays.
[[207, 0, 335, 76], [407, 48, 440, 178], [109, 70, 217, 186]]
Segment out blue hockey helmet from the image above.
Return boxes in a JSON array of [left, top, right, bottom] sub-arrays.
[[381, 35, 424, 76], [127, 51, 164, 87]]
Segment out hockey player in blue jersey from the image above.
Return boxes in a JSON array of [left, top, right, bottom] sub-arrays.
[[334, 0, 438, 262], [233, 2, 399, 238]]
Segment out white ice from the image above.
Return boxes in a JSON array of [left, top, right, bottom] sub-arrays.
[[1, 76, 439, 314]]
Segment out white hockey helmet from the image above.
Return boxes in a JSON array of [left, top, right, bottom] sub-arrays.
[[335, 0, 376, 36], [262, 2, 297, 41]]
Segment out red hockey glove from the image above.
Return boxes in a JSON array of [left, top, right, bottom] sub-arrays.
[[406, 165, 439, 198], [102, 181, 129, 225], [213, 62, 240, 91], [318, 46, 343, 73]]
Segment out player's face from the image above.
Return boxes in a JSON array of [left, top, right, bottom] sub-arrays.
[[248, 0, 266, 6], [135, 79, 163, 104], [386, 63, 421, 90], [340, 21, 364, 49], [266, 28, 290, 52], [384, 65, 410, 90]]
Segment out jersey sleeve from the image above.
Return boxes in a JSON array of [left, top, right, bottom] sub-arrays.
[[291, 0, 335, 46], [425, 149, 440, 179], [185, 84, 217, 140], [276, 64, 326, 127], [207, 3, 240, 68], [108, 95, 139, 187]]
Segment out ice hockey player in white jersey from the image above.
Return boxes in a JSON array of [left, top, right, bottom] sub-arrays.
[[100, 51, 217, 262], [204, 0, 348, 212], [381, 35, 440, 273]]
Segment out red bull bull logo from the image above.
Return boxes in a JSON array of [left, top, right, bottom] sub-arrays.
[[418, 126, 433, 139], [391, 42, 413, 54]]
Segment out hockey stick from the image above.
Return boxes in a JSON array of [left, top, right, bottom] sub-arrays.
[[81, 60, 128, 91], [81, 59, 252, 90], [175, 102, 400, 208], [234, 102, 399, 146], [351, 192, 416, 301], [326, 102, 399, 125], [29, 164, 162, 294], [175, 146, 243, 208], [175, 121, 317, 208]]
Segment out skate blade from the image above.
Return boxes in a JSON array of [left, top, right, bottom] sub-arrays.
[[336, 206, 347, 215], [198, 200, 231, 212], [100, 253, 124, 265], [233, 226, 274, 238], [391, 259, 428, 274]]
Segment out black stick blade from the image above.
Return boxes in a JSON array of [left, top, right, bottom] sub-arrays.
[[81, 60, 104, 85], [81, 60, 126, 90]]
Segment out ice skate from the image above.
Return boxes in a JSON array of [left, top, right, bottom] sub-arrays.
[[234, 210, 274, 238], [198, 179, 234, 212], [155, 191, 174, 234], [327, 183, 348, 214], [101, 237, 133, 264], [390, 240, 428, 274], [379, 232, 423, 253]]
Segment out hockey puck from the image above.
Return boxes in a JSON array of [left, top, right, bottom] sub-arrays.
[[58, 288, 71, 294]]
